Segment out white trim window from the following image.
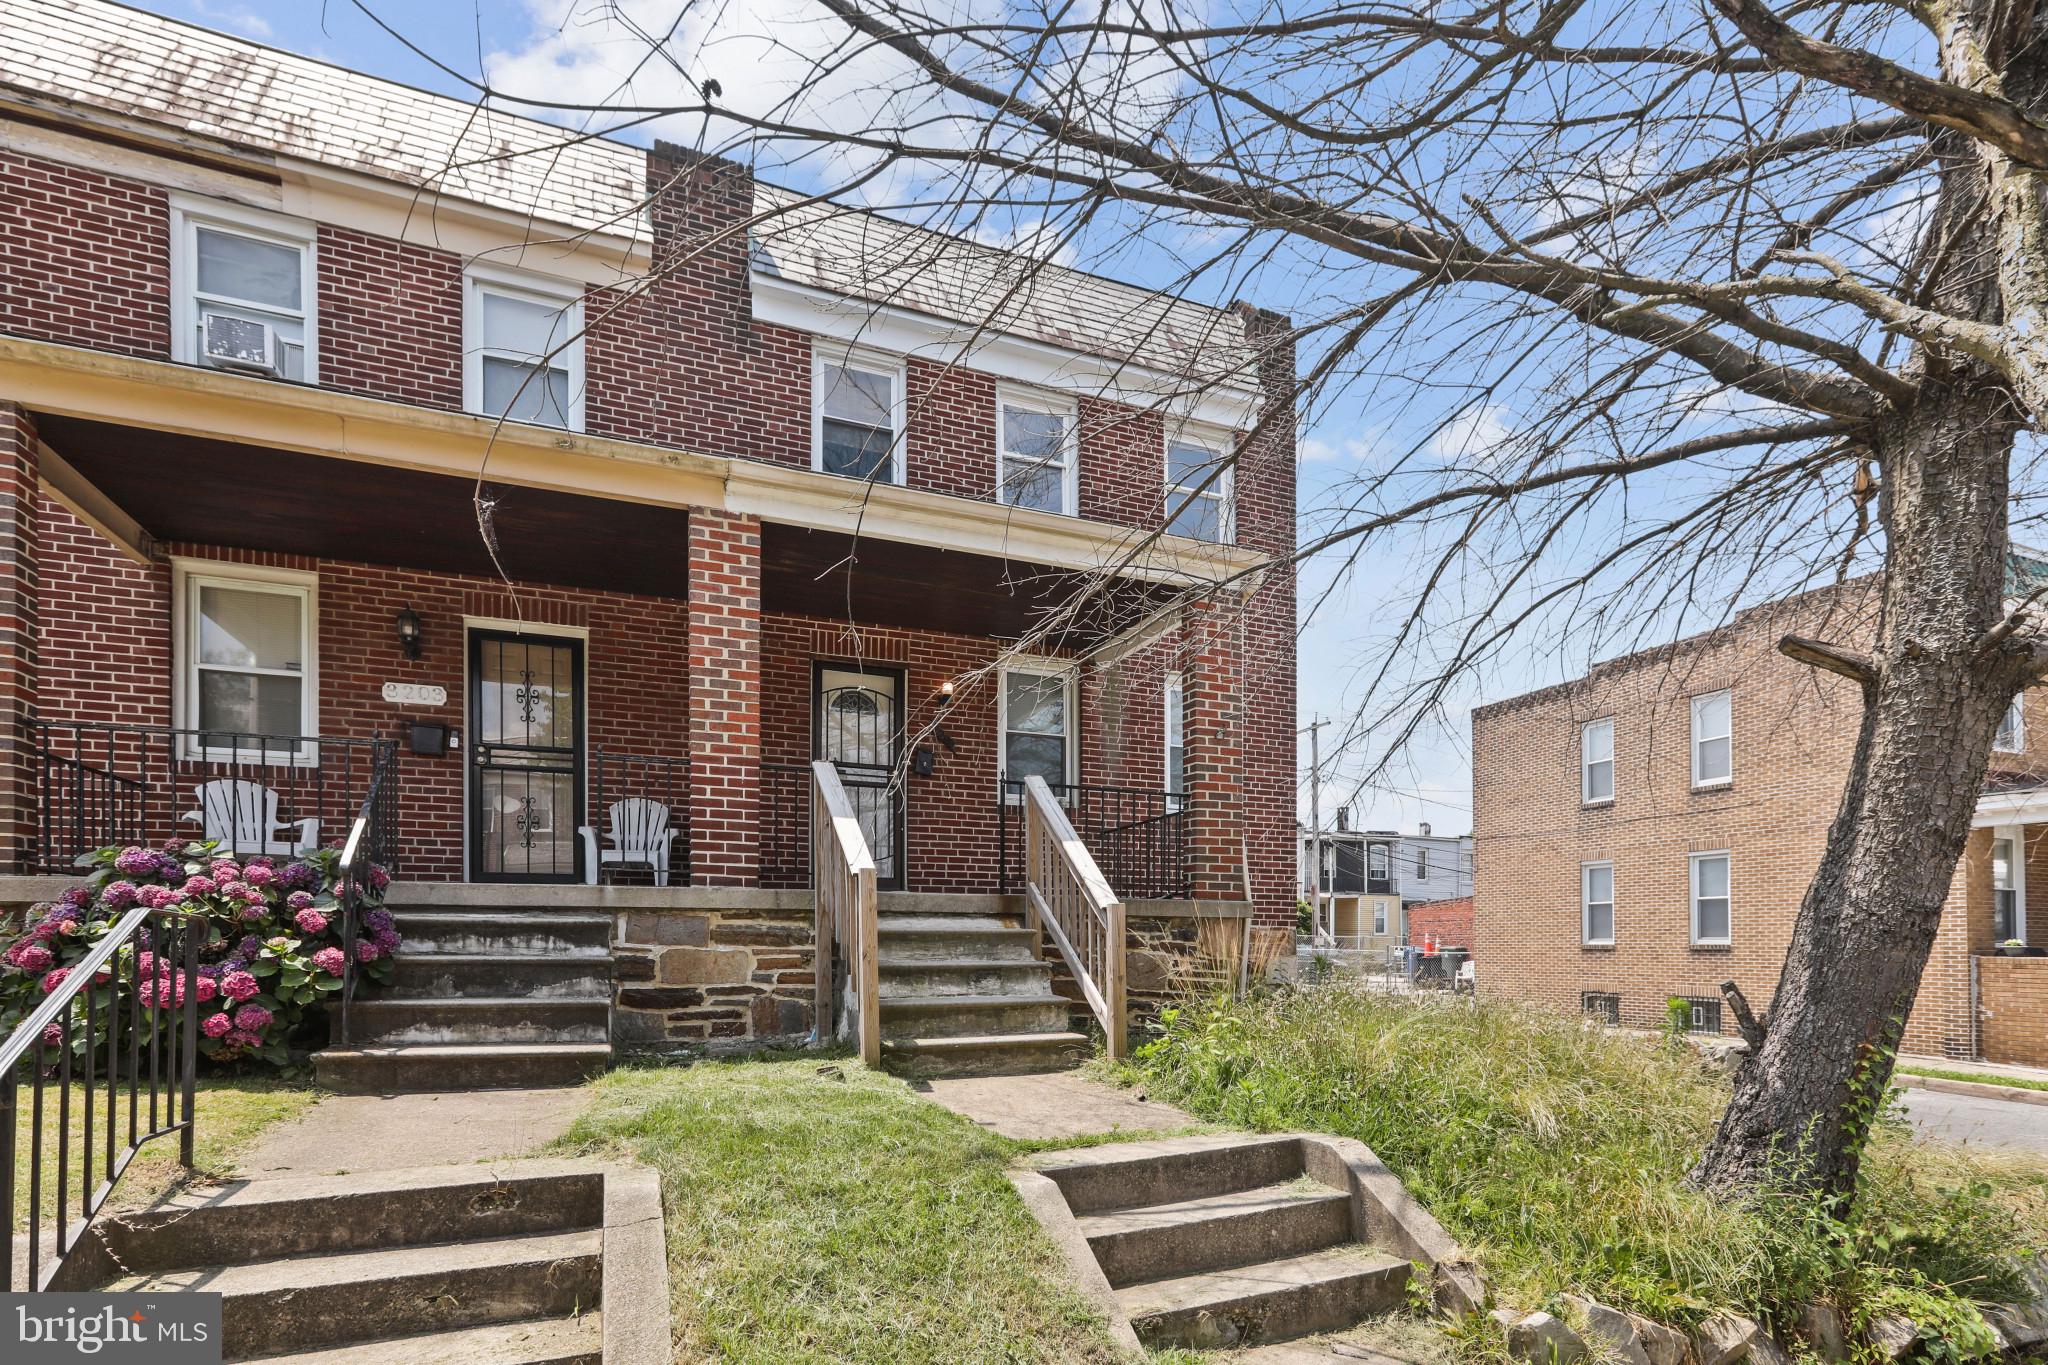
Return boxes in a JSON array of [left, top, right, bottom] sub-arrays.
[[996, 387, 1078, 515], [1996, 697, 2026, 754], [464, 267, 584, 430], [1994, 828, 2028, 944], [170, 195, 318, 383], [1415, 846, 1430, 880], [1581, 717, 1615, 804], [1373, 900, 1389, 936], [999, 663, 1075, 793], [1581, 861, 1615, 945], [1165, 431, 1233, 543], [1368, 843, 1390, 883], [1164, 672, 1186, 806], [1691, 851, 1732, 945], [1691, 690, 1732, 787], [813, 346, 905, 483], [172, 561, 319, 760]]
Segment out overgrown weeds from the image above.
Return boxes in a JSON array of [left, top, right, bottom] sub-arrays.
[[1123, 988, 2045, 1341]]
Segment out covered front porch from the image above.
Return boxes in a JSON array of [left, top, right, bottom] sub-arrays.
[[1951, 782, 2048, 1065]]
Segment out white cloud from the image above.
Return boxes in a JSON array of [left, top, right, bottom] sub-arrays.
[[189, 1, 271, 39], [1429, 405, 1513, 466], [967, 216, 1077, 267]]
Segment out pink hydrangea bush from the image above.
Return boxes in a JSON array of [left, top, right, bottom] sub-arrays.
[[0, 840, 398, 1071]]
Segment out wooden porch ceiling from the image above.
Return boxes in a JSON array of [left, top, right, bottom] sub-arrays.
[[34, 413, 692, 598]]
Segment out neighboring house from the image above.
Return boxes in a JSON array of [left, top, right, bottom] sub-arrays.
[[0, 2, 1297, 1057], [1396, 827, 1474, 905], [1406, 896, 1473, 952], [1298, 815, 1471, 953], [1471, 574, 2048, 1064]]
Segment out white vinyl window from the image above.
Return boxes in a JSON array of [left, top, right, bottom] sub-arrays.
[[1165, 433, 1233, 543], [1368, 844, 1389, 882], [1691, 690, 1732, 787], [813, 346, 905, 483], [464, 268, 584, 430], [1373, 901, 1389, 936], [1582, 862, 1615, 945], [1416, 846, 1430, 880], [1691, 851, 1732, 945], [170, 195, 317, 382], [1582, 717, 1615, 804], [1165, 673, 1186, 806], [1000, 663, 1075, 795], [1996, 697, 2025, 754], [173, 562, 318, 760], [996, 388, 1077, 515]]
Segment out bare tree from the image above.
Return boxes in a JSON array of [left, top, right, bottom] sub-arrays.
[[363, 0, 2048, 1195]]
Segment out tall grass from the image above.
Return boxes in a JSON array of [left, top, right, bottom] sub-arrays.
[[1126, 989, 2045, 1331]]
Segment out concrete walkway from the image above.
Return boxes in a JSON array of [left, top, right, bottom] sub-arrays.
[[235, 1087, 588, 1177], [912, 1069, 1198, 1141], [1899, 1087, 2048, 1155]]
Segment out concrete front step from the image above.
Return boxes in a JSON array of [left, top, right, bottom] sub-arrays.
[[879, 992, 1071, 1040], [877, 959, 1054, 999], [344, 997, 609, 1046], [242, 1313, 601, 1365], [880, 1030, 1091, 1077], [876, 892, 1023, 917], [875, 921, 1040, 961], [1080, 1182, 1355, 1288], [1036, 1134, 1307, 1216], [390, 954, 611, 1000], [314, 1043, 611, 1093], [1116, 1244, 1411, 1349], [111, 1228, 603, 1359], [390, 912, 611, 958], [101, 1162, 605, 1272]]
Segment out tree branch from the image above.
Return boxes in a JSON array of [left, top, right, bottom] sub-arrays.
[[1721, 980, 1769, 1050], [1779, 633, 1878, 687]]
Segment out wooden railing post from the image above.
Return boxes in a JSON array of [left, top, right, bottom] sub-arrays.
[[1105, 900, 1127, 1061], [1018, 775, 1126, 1059], [811, 760, 880, 1067]]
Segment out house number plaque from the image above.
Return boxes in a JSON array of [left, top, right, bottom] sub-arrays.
[[381, 682, 448, 707]]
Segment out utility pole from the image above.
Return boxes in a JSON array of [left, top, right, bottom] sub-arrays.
[[1299, 717, 1329, 945]]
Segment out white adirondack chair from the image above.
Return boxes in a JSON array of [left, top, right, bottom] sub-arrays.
[[183, 779, 320, 858], [579, 798, 676, 886]]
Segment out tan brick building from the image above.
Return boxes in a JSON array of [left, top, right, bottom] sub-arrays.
[[1472, 578, 2048, 1063]]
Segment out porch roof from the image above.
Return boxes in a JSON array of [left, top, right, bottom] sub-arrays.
[[1973, 769, 2048, 826]]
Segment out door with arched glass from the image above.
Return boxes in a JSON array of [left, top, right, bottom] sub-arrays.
[[813, 664, 904, 889]]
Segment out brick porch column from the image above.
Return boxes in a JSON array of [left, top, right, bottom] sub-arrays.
[[687, 509, 761, 885], [0, 406, 37, 874], [1185, 599, 1247, 902]]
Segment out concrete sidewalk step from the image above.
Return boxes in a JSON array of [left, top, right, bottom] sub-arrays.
[[103, 1162, 603, 1270], [344, 997, 609, 1046], [1080, 1182, 1354, 1287], [389, 912, 611, 957], [876, 914, 1027, 936], [876, 893, 1023, 917], [314, 1042, 611, 1092], [1036, 1133, 1307, 1215], [1116, 1245, 1410, 1349], [877, 959, 1054, 998], [112, 1228, 603, 1358], [881, 1030, 1090, 1077], [878, 992, 1071, 1039], [390, 953, 611, 999], [238, 1313, 601, 1365]]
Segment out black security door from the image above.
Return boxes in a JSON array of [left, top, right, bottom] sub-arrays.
[[469, 630, 584, 882]]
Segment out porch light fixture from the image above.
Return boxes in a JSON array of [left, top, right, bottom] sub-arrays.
[[394, 604, 423, 660], [937, 679, 956, 706]]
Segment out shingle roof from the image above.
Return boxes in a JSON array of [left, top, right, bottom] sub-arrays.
[[1, 0, 1257, 382]]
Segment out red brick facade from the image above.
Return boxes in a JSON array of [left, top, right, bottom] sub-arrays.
[[0, 119, 1297, 912], [1407, 896, 1473, 951]]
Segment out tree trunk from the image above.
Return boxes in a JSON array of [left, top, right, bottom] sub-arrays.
[[1693, 369, 2022, 1197]]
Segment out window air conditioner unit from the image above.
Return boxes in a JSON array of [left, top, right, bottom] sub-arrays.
[[201, 311, 277, 374]]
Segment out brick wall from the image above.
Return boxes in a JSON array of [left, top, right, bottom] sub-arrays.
[[0, 407, 38, 859], [0, 149, 169, 357], [316, 225, 463, 410], [1978, 955, 2048, 1065], [1407, 896, 1474, 950], [687, 511, 761, 885]]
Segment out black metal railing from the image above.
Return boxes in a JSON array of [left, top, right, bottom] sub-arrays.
[[335, 752, 397, 1047], [30, 724, 399, 874], [760, 762, 813, 888], [1000, 779, 1191, 900], [586, 749, 688, 886], [2, 904, 203, 1291]]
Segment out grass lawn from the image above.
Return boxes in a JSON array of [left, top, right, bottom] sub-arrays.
[[1120, 989, 2048, 1341], [1899, 1063, 2048, 1095], [11, 1077, 319, 1225], [554, 1058, 1155, 1365]]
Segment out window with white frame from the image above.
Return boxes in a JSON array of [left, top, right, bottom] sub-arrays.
[[1691, 851, 1732, 944], [171, 196, 317, 383], [1368, 843, 1389, 883], [1165, 673, 1185, 806], [174, 563, 317, 757], [464, 268, 583, 430], [1582, 862, 1615, 944], [1996, 696, 2026, 753], [1373, 901, 1388, 936], [1165, 433, 1232, 543], [1582, 717, 1615, 804], [814, 347, 904, 483], [1416, 846, 1430, 880], [1691, 690, 1732, 787], [1995, 835, 2021, 942], [996, 389, 1077, 514], [1000, 664, 1074, 792]]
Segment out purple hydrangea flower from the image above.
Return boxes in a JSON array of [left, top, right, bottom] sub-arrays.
[[9, 943, 52, 972], [353, 939, 383, 963], [233, 1005, 274, 1033], [285, 890, 315, 911], [278, 862, 318, 891], [181, 875, 217, 898], [244, 863, 275, 886], [114, 847, 156, 876], [100, 880, 139, 910], [220, 971, 260, 1002], [200, 1012, 232, 1039], [294, 908, 328, 936], [310, 947, 346, 976], [59, 887, 91, 910], [236, 936, 263, 959]]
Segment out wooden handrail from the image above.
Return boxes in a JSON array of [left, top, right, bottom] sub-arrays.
[[1020, 774, 1128, 1060], [810, 760, 880, 1066]]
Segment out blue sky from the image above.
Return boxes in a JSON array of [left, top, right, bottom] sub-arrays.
[[119, 0, 1593, 838]]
